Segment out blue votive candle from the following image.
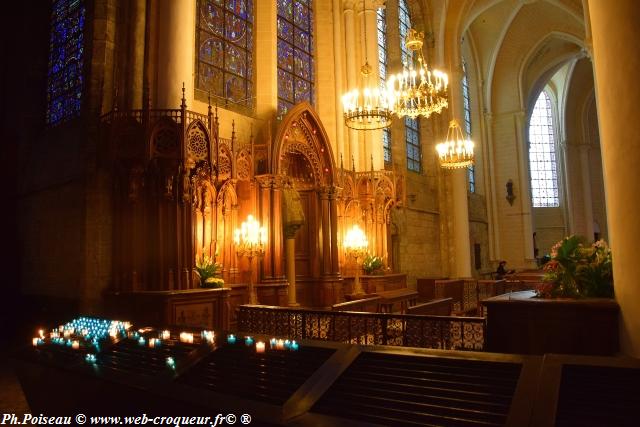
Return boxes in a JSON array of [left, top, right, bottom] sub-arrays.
[[245, 336, 254, 346], [227, 334, 236, 344]]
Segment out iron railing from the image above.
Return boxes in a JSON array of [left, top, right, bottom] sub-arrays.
[[237, 305, 486, 351]]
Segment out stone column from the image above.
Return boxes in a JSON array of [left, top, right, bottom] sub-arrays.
[[320, 188, 332, 275], [343, 1, 360, 170], [255, 0, 277, 118], [515, 111, 536, 267], [579, 144, 595, 241], [449, 68, 472, 278], [329, 187, 341, 275], [157, 0, 195, 108], [588, 0, 640, 356], [127, 0, 146, 109], [333, 0, 345, 162], [284, 225, 301, 306]]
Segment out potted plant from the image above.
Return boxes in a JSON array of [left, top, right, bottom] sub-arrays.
[[362, 254, 384, 275], [538, 235, 613, 298], [195, 251, 224, 288]]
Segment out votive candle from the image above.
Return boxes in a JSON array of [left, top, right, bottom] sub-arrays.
[[32, 338, 39, 346], [256, 341, 266, 353], [161, 330, 170, 340], [71, 340, 80, 350], [227, 334, 236, 344]]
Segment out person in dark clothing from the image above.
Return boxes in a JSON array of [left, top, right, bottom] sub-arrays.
[[495, 261, 514, 279]]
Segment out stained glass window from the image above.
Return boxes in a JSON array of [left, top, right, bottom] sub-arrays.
[[462, 60, 475, 193], [277, 0, 314, 118], [398, 0, 412, 67], [399, 0, 420, 172], [529, 91, 559, 207], [46, 0, 86, 125], [377, 6, 391, 164], [196, 0, 254, 108], [406, 117, 421, 172]]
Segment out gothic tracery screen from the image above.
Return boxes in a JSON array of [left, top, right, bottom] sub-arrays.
[[196, 0, 254, 109], [277, 0, 314, 118], [47, 0, 85, 125]]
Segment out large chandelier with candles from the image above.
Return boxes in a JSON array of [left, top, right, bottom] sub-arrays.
[[436, 119, 475, 168], [386, 29, 449, 119], [342, 63, 393, 130], [341, 3, 393, 130]]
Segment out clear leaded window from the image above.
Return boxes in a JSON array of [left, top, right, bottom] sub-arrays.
[[406, 117, 421, 172], [196, 0, 254, 109], [47, 0, 86, 125], [277, 0, 314, 118], [529, 91, 559, 207], [377, 6, 391, 164], [462, 60, 475, 193]]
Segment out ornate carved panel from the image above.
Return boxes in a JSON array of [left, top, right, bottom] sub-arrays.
[[186, 121, 209, 162]]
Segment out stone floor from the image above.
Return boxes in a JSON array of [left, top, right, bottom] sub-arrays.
[[0, 355, 30, 414]]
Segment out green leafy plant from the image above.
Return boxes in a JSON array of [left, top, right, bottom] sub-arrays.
[[362, 254, 384, 275], [539, 235, 613, 298], [195, 252, 223, 288]]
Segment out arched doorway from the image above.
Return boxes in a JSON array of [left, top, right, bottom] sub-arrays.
[[272, 103, 340, 307]]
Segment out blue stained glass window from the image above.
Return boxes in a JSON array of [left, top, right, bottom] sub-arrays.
[[398, 0, 412, 67], [197, 0, 254, 108], [399, 1, 420, 172], [47, 0, 85, 125], [278, 0, 314, 118], [406, 117, 421, 172], [462, 60, 475, 193], [529, 91, 559, 207], [377, 6, 391, 164]]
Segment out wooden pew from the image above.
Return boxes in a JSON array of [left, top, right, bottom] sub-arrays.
[[416, 277, 448, 302], [406, 298, 453, 316], [374, 289, 419, 313], [477, 279, 507, 315], [331, 297, 381, 312], [433, 279, 478, 316]]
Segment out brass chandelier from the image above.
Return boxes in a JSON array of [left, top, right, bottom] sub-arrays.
[[386, 29, 449, 119], [436, 119, 475, 168], [342, 4, 393, 130]]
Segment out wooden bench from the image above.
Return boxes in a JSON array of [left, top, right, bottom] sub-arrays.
[[416, 277, 448, 302], [331, 297, 381, 312], [406, 298, 453, 316], [374, 289, 419, 314]]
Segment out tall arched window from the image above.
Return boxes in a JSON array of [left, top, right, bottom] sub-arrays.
[[529, 91, 559, 207], [277, 0, 314, 118], [462, 60, 475, 192], [196, 0, 254, 108], [47, 0, 86, 125], [377, 6, 391, 164], [399, 0, 421, 172]]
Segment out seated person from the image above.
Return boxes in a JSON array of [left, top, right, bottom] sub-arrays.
[[495, 261, 515, 279]]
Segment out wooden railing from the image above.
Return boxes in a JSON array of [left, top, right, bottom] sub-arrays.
[[237, 305, 486, 351]]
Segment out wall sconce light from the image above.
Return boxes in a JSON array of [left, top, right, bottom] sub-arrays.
[[506, 179, 516, 206]]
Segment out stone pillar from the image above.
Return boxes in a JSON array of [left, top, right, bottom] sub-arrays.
[[329, 188, 341, 275], [333, 0, 345, 162], [343, 1, 360, 170], [127, 0, 146, 109], [157, 0, 195, 108], [579, 144, 595, 241], [284, 225, 301, 306], [320, 188, 332, 275], [588, 0, 640, 356], [449, 68, 472, 278], [255, 0, 277, 118], [515, 111, 536, 267], [559, 140, 575, 234]]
